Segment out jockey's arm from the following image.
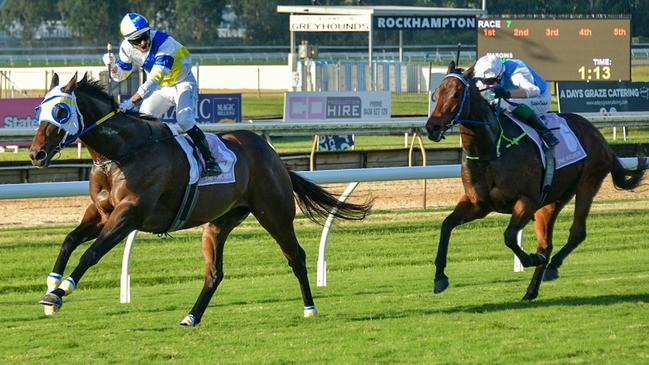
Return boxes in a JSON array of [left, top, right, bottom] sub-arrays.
[[110, 43, 135, 82], [135, 63, 168, 100], [508, 68, 541, 98]]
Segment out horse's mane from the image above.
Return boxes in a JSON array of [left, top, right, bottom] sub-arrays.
[[77, 78, 117, 108], [77, 77, 159, 122]]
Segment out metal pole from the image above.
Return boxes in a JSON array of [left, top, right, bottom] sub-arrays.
[[399, 30, 403, 62], [107, 42, 113, 98], [368, 27, 373, 91]]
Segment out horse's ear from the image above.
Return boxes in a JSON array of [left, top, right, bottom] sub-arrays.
[[63, 72, 78, 93], [80, 72, 88, 83], [463, 64, 475, 79], [49, 73, 59, 91], [447, 61, 456, 74]]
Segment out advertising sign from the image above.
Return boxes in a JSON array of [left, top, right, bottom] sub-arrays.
[[0, 98, 41, 128], [284, 91, 391, 122], [290, 15, 371, 32], [557, 81, 649, 113], [161, 93, 242, 124], [318, 135, 354, 151]]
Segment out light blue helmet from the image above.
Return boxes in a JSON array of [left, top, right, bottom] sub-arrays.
[[120, 13, 150, 40]]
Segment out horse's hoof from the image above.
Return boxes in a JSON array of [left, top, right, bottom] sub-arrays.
[[179, 314, 198, 327], [39, 292, 62, 316], [521, 292, 538, 301], [433, 277, 449, 294], [304, 306, 318, 318], [524, 253, 548, 267], [543, 267, 559, 281]]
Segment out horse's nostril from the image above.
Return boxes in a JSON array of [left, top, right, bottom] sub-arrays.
[[33, 150, 47, 162]]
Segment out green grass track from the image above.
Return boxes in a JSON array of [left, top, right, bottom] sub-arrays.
[[0, 201, 647, 364]]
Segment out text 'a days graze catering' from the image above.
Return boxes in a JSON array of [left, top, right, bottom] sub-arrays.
[[0, 98, 42, 128], [557, 81, 649, 113]]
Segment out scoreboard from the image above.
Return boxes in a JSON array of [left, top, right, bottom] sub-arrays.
[[476, 18, 631, 81]]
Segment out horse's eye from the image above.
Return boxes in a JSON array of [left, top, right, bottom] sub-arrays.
[[56, 107, 69, 120], [453, 91, 461, 99]]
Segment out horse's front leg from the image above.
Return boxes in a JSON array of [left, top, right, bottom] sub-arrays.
[[504, 197, 548, 270], [434, 196, 489, 294], [46, 203, 103, 292], [40, 201, 142, 314]]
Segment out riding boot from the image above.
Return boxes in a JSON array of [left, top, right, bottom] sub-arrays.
[[186, 126, 222, 176], [513, 105, 559, 148]]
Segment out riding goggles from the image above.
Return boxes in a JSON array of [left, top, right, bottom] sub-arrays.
[[475, 77, 499, 86], [128, 30, 150, 45]]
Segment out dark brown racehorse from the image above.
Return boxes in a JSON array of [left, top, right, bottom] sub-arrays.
[[425, 62, 646, 300], [29, 73, 372, 326]]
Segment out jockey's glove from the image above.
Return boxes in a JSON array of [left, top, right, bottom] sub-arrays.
[[493, 87, 511, 99], [102, 53, 114, 67], [119, 99, 135, 111]]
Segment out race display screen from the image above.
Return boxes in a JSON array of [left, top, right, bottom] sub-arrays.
[[477, 18, 631, 81]]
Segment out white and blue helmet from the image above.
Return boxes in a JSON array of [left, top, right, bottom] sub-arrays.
[[474, 54, 505, 80], [120, 13, 150, 40]]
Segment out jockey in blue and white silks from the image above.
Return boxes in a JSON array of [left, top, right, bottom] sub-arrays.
[[103, 12, 221, 176], [474, 54, 559, 148]]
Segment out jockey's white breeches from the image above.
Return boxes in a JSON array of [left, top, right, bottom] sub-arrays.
[[139, 72, 198, 132], [500, 88, 552, 115]]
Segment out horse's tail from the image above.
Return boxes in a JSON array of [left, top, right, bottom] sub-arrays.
[[288, 171, 373, 225], [610, 154, 648, 190]]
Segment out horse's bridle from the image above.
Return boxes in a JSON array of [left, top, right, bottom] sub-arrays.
[[36, 88, 121, 153], [442, 73, 497, 127]]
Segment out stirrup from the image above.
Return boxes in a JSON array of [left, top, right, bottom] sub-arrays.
[[202, 161, 222, 177], [541, 132, 559, 148]]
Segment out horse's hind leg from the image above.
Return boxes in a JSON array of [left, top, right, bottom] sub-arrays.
[[180, 207, 250, 327], [250, 202, 317, 317], [545, 179, 602, 281], [522, 202, 566, 301]]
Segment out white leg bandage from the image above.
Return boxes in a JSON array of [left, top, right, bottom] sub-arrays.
[[304, 305, 318, 318], [47, 272, 62, 292], [59, 277, 76, 295]]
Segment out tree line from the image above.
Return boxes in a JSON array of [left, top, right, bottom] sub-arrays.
[[0, 0, 646, 47]]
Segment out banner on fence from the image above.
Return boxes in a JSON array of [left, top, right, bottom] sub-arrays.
[[161, 93, 242, 124], [557, 81, 649, 114], [0, 98, 41, 128], [284, 91, 391, 122]]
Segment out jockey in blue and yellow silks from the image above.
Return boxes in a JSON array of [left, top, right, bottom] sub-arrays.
[[103, 13, 221, 176]]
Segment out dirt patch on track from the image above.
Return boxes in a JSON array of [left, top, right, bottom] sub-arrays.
[[2, 176, 647, 228]]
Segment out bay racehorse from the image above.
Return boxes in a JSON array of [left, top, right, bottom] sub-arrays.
[[29, 73, 372, 326], [425, 62, 646, 300]]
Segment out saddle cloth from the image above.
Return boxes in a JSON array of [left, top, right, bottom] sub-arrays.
[[165, 123, 237, 185], [508, 113, 587, 170]]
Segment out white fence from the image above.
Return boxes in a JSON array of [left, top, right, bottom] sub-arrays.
[[0, 159, 642, 303]]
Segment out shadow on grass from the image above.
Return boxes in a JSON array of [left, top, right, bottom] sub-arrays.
[[345, 293, 649, 322], [441, 293, 649, 314]]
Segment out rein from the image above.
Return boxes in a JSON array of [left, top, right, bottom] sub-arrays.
[[62, 109, 120, 147], [441, 73, 526, 161]]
